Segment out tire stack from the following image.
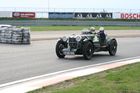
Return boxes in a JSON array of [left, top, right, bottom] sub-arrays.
[[12, 28, 23, 44], [4, 28, 12, 44], [0, 29, 6, 43], [22, 28, 31, 44], [0, 27, 30, 44]]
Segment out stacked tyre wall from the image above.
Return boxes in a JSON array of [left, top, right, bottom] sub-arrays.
[[0, 27, 30, 44]]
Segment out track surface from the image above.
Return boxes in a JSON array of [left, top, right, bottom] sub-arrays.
[[0, 38, 140, 85]]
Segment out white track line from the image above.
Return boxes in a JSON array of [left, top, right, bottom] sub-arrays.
[[0, 56, 140, 93]]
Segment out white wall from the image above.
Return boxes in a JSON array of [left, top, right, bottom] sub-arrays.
[[35, 12, 48, 18], [112, 12, 121, 19], [0, 11, 12, 17]]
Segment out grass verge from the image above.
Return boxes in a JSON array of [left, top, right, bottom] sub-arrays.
[[29, 26, 140, 31], [28, 62, 140, 93]]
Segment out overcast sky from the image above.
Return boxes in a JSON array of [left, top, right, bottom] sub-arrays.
[[0, 0, 139, 9]]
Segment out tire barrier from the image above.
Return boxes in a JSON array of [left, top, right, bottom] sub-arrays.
[[0, 27, 30, 44]]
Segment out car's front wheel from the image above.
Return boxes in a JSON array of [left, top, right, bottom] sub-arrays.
[[108, 39, 117, 56], [56, 40, 65, 58], [83, 41, 94, 60]]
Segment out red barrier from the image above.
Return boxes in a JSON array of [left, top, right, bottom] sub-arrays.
[[12, 12, 35, 18]]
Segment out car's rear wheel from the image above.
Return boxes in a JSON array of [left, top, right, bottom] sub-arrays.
[[56, 40, 65, 58], [83, 41, 94, 60], [108, 39, 117, 56]]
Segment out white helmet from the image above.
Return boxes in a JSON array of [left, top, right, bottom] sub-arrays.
[[90, 27, 95, 31], [99, 27, 104, 31]]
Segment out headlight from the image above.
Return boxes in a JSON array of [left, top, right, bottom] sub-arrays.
[[62, 36, 67, 42], [76, 36, 82, 42]]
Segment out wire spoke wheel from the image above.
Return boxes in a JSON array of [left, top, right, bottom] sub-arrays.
[[83, 41, 94, 60], [56, 40, 65, 58], [109, 39, 117, 56]]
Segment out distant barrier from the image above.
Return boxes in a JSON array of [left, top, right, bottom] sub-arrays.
[[0, 10, 140, 19], [0, 20, 140, 26]]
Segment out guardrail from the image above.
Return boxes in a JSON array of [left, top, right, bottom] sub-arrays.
[[0, 20, 140, 26]]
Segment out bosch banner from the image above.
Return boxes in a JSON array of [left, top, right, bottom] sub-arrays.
[[12, 12, 35, 18], [74, 13, 112, 19], [121, 13, 140, 19]]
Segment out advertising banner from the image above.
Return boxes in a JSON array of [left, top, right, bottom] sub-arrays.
[[12, 12, 35, 18], [49, 12, 112, 19], [74, 12, 112, 19], [49, 12, 73, 18], [121, 13, 140, 19]]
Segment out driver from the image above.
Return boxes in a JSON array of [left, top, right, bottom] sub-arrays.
[[89, 27, 96, 34], [81, 27, 96, 34]]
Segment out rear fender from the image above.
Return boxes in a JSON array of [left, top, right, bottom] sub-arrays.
[[107, 38, 117, 47]]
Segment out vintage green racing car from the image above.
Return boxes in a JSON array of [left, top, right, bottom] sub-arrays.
[[55, 27, 117, 60]]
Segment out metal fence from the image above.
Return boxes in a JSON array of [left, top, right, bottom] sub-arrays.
[[0, 20, 140, 26], [0, 7, 140, 13]]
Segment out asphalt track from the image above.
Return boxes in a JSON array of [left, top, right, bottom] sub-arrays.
[[0, 37, 140, 85]]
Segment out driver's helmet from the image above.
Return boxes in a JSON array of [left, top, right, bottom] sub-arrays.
[[99, 27, 104, 31], [90, 27, 95, 32]]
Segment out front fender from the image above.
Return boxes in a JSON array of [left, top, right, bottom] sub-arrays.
[[57, 39, 68, 48], [83, 38, 94, 46]]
